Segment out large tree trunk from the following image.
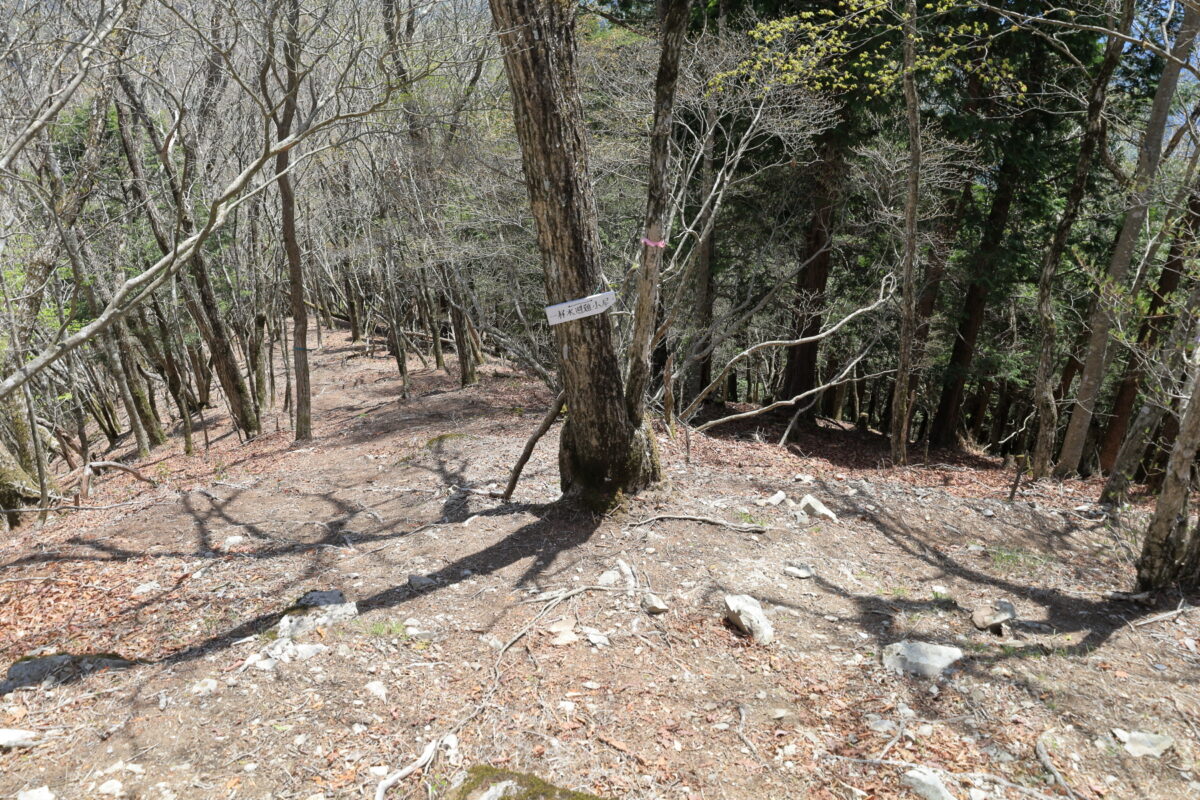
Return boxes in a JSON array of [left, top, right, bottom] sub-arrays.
[[1030, 0, 1131, 478], [489, 0, 661, 505], [1136, 339, 1200, 591], [1055, 3, 1200, 477], [928, 153, 1019, 447]]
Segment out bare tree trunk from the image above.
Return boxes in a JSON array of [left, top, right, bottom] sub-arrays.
[[489, 0, 661, 505], [625, 0, 690, 426], [275, 0, 310, 441], [1030, 0, 1131, 478], [1101, 276, 1200, 505], [890, 0, 920, 465], [1136, 336, 1200, 590], [1099, 191, 1198, 472], [1055, 3, 1200, 477]]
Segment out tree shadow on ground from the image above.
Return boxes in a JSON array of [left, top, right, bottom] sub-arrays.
[[0, 497, 601, 693]]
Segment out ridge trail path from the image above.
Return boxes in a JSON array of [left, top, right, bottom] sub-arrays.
[[1, 329, 1195, 799]]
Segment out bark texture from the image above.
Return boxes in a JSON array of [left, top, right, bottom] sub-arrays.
[[489, 0, 660, 505]]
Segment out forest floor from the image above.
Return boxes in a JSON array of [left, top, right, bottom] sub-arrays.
[[1, 328, 1197, 800]]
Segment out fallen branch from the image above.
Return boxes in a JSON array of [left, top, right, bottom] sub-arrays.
[[631, 514, 765, 532], [80, 460, 157, 499], [1133, 601, 1189, 626], [1036, 730, 1081, 800], [374, 737, 440, 800], [503, 391, 565, 502], [0, 499, 156, 514]]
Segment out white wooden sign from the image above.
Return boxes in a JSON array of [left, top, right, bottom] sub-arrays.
[[544, 291, 617, 326]]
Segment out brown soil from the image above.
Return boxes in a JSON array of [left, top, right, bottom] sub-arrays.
[[1, 328, 1196, 800]]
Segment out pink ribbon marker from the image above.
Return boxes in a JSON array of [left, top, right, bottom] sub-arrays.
[[641, 237, 666, 248]]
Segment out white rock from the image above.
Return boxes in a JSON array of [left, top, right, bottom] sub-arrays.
[[902, 767, 955, 800], [597, 569, 622, 587], [550, 631, 579, 646], [475, 782, 518, 800], [723, 595, 774, 644], [97, 779, 124, 797], [191, 678, 219, 696], [1113, 728, 1174, 758], [547, 617, 575, 634], [17, 788, 55, 800], [757, 490, 787, 507], [220, 535, 245, 551], [794, 474, 815, 484], [132, 581, 161, 596], [882, 640, 963, 678], [968, 789, 990, 800], [369, 766, 389, 777], [0, 728, 38, 747], [365, 680, 388, 702], [641, 594, 669, 615], [784, 565, 814, 579], [798, 494, 838, 522]]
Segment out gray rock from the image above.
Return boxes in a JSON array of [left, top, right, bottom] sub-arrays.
[[901, 767, 956, 800], [641, 594, 669, 615], [277, 590, 358, 639], [798, 494, 838, 522], [724, 594, 774, 644], [882, 640, 963, 678], [971, 599, 1016, 633], [784, 564, 814, 579], [0, 728, 38, 748], [580, 627, 610, 647], [1113, 728, 1174, 758], [1, 654, 132, 695], [407, 574, 436, 590]]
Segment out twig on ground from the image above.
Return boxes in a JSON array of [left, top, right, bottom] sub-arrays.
[[735, 703, 765, 764], [630, 514, 766, 532], [1036, 730, 1081, 800], [1173, 696, 1200, 741]]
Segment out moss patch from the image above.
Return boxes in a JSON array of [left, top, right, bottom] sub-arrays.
[[447, 765, 607, 800]]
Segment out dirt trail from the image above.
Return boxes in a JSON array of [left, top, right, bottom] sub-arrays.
[[1, 330, 1196, 800]]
